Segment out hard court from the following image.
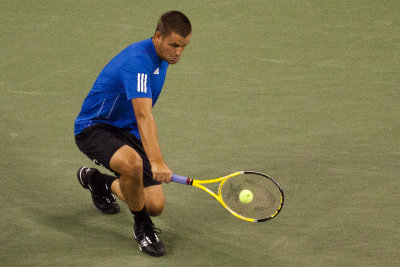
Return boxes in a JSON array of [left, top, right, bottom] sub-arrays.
[[1, 1, 399, 266]]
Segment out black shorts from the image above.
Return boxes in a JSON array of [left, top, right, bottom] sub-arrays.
[[75, 123, 160, 187]]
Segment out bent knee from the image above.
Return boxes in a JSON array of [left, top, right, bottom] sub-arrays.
[[144, 185, 165, 216], [111, 146, 143, 176], [147, 202, 165, 217], [120, 157, 142, 176], [146, 196, 165, 216]]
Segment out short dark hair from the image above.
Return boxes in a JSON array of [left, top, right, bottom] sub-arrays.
[[155, 11, 192, 37]]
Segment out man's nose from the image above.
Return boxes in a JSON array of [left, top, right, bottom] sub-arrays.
[[176, 47, 184, 56]]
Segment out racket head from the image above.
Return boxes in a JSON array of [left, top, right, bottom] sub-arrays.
[[218, 171, 284, 222]]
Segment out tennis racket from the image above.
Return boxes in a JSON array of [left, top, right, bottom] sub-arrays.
[[171, 171, 284, 222]]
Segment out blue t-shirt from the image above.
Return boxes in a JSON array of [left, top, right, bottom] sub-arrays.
[[74, 38, 169, 139]]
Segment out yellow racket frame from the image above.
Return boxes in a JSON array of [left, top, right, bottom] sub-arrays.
[[172, 171, 284, 222], [191, 172, 256, 222]]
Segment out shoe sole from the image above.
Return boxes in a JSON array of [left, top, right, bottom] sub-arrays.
[[77, 166, 90, 189]]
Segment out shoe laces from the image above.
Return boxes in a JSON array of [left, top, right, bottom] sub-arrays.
[[105, 193, 116, 203], [141, 223, 162, 242]]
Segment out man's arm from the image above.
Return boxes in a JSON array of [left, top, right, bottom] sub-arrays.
[[132, 98, 172, 183]]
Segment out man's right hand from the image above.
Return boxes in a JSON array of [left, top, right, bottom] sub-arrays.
[[151, 160, 172, 183]]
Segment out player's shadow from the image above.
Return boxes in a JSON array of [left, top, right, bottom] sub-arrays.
[[31, 205, 132, 246], [31, 204, 177, 254]]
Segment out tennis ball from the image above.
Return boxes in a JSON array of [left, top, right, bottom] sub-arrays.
[[239, 189, 253, 204]]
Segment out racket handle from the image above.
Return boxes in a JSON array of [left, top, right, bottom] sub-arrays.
[[171, 174, 192, 185]]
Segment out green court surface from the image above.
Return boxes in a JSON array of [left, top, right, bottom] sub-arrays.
[[1, 1, 399, 266]]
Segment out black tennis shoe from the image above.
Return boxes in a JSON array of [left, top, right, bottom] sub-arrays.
[[77, 166, 120, 215], [134, 222, 166, 257]]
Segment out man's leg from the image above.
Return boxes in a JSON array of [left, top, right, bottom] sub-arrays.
[[109, 145, 166, 257], [109, 145, 145, 212], [111, 180, 165, 217]]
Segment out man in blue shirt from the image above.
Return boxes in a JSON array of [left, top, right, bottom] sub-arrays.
[[74, 11, 191, 257]]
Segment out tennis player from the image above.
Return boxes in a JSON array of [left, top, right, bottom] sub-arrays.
[[74, 11, 191, 257]]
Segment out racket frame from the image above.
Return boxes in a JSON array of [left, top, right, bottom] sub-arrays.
[[172, 171, 284, 222]]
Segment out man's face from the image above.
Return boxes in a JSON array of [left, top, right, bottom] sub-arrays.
[[153, 31, 191, 64]]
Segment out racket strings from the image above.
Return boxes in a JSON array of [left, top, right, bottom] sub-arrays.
[[220, 173, 282, 220]]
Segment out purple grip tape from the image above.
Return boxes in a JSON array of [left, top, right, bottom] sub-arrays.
[[171, 174, 190, 185]]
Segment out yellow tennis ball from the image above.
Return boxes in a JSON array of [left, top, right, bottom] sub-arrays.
[[239, 189, 253, 204]]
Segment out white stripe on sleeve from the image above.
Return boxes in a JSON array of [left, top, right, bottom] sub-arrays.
[[140, 73, 144, 92], [144, 74, 147, 93], [137, 73, 140, 92]]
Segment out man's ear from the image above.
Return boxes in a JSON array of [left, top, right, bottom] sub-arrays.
[[154, 31, 162, 40]]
